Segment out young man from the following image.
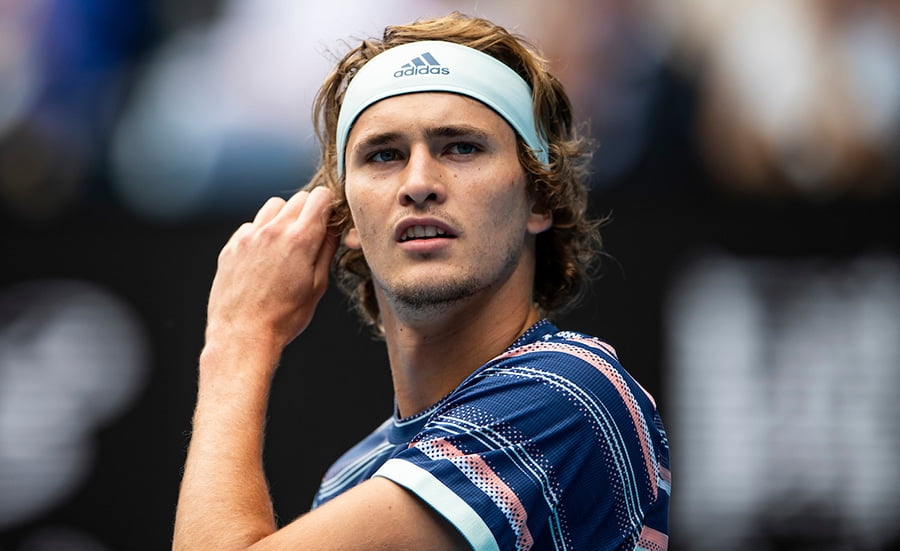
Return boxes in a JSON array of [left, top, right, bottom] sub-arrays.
[[173, 12, 670, 551]]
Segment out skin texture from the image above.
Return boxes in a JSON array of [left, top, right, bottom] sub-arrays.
[[172, 92, 551, 550]]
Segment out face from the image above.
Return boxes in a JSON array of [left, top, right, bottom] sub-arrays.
[[343, 92, 552, 317]]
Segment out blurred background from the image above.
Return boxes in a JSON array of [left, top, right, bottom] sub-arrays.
[[1, 0, 898, 549]]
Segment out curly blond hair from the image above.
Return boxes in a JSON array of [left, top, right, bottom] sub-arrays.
[[307, 12, 602, 330]]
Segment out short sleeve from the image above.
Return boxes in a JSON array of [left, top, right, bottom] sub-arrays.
[[374, 338, 668, 550]]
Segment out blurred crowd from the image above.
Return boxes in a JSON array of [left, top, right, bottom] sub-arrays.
[[653, 0, 900, 195], [2, 0, 896, 224]]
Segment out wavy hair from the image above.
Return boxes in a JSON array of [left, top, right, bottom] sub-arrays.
[[307, 12, 602, 331]]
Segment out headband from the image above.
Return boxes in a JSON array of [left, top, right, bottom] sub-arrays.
[[335, 40, 549, 177]]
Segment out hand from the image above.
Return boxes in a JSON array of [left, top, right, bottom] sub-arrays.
[[205, 186, 339, 354]]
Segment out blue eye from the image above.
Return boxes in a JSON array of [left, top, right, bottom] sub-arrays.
[[449, 143, 478, 155], [370, 149, 399, 163]]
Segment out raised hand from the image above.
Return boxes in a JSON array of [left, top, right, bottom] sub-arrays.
[[205, 186, 339, 355]]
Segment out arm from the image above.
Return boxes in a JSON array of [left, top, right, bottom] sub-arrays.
[[172, 187, 468, 550]]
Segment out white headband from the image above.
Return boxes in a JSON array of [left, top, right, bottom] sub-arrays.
[[335, 40, 549, 177]]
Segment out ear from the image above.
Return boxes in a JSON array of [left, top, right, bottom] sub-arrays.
[[526, 206, 553, 235], [344, 227, 362, 250]]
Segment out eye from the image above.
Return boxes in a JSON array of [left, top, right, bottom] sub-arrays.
[[368, 149, 401, 163], [447, 142, 479, 155]]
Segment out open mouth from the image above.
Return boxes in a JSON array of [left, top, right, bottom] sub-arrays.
[[399, 225, 456, 242]]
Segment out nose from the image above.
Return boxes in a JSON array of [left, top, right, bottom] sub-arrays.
[[398, 145, 446, 207]]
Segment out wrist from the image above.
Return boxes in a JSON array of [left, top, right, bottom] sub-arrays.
[[203, 319, 284, 356], [198, 332, 283, 387]]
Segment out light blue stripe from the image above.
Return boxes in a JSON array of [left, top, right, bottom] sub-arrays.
[[374, 458, 500, 551], [658, 477, 671, 495]]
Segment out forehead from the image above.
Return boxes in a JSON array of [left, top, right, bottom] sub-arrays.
[[347, 92, 517, 143]]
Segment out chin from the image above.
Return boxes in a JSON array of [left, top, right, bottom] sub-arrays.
[[386, 274, 483, 310]]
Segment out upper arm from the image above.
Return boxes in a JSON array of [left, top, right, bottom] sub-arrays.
[[247, 477, 471, 551]]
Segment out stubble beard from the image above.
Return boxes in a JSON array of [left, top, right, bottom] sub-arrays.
[[390, 275, 480, 312], [383, 242, 523, 317]]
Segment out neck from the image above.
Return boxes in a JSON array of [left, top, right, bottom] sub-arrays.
[[379, 283, 542, 419]]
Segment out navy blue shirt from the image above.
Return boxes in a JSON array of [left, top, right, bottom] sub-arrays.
[[313, 320, 670, 550]]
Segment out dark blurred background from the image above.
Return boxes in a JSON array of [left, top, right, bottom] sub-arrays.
[[1, 1, 899, 549]]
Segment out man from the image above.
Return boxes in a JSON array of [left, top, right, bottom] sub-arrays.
[[173, 12, 670, 551]]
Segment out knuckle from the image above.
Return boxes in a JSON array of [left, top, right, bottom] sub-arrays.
[[285, 224, 317, 247], [265, 196, 287, 208], [257, 223, 282, 241], [220, 223, 253, 254]]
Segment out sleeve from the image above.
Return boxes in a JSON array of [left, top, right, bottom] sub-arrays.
[[373, 341, 667, 551]]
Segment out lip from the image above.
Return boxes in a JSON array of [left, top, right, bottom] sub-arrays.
[[393, 217, 458, 253], [393, 217, 458, 243]]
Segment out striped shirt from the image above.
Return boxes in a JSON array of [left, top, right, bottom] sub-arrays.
[[312, 320, 670, 550]]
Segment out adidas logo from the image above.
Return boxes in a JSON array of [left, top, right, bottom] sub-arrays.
[[393, 51, 450, 78]]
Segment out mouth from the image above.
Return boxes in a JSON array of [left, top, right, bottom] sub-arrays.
[[399, 225, 456, 242]]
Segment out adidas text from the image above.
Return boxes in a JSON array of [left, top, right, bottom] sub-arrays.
[[394, 66, 450, 78]]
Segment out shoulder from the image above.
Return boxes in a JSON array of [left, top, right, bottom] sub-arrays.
[[462, 326, 639, 411], [421, 325, 651, 450], [429, 324, 666, 489], [495, 327, 622, 372]]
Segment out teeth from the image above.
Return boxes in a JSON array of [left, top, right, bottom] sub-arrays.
[[403, 225, 447, 241]]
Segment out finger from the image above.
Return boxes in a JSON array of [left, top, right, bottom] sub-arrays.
[[252, 196, 287, 226], [272, 188, 312, 225], [293, 186, 334, 234], [313, 232, 339, 292], [290, 188, 335, 290]]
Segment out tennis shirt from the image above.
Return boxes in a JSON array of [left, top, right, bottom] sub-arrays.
[[312, 319, 671, 550]]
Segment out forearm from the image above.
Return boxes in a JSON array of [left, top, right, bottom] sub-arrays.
[[173, 340, 281, 550], [173, 187, 336, 549]]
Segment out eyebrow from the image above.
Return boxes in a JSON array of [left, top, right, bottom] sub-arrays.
[[424, 125, 491, 142], [352, 131, 402, 153], [351, 125, 492, 154]]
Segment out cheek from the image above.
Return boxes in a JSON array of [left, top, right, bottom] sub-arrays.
[[344, 191, 380, 248], [483, 175, 531, 222]]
